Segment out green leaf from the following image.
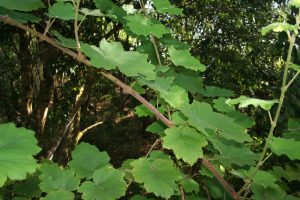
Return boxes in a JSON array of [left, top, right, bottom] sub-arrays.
[[283, 119, 300, 140], [251, 183, 286, 200], [140, 77, 174, 92], [180, 101, 251, 143], [0, 0, 44, 11], [39, 163, 80, 192], [80, 8, 104, 16], [40, 190, 74, 200], [289, 63, 300, 72], [13, 175, 42, 198], [152, 0, 183, 16], [134, 104, 154, 117], [212, 138, 258, 167], [0, 123, 40, 187], [78, 166, 126, 200], [163, 126, 207, 165], [48, 2, 83, 20], [272, 164, 300, 182], [179, 177, 200, 193], [146, 121, 167, 136], [289, 0, 300, 8], [69, 142, 110, 179], [0, 7, 41, 23], [171, 69, 203, 94], [168, 46, 206, 72], [93, 0, 126, 21], [159, 85, 189, 109], [226, 95, 278, 111], [81, 39, 156, 80], [125, 14, 170, 38], [52, 31, 77, 49], [261, 22, 298, 36], [131, 158, 182, 198], [269, 137, 300, 160], [200, 86, 235, 97]]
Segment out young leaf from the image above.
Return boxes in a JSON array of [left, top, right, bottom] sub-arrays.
[[261, 22, 298, 36], [226, 95, 278, 111], [152, 0, 183, 16], [78, 166, 126, 200], [269, 137, 300, 160], [0, 123, 40, 187], [168, 46, 206, 72], [40, 190, 74, 200], [69, 142, 110, 179], [125, 14, 170, 38], [0, 0, 45, 11], [131, 158, 182, 198], [39, 163, 80, 192], [163, 126, 208, 165], [159, 85, 189, 109], [180, 101, 251, 143]]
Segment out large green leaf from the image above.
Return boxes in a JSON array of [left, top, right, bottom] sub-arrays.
[[269, 137, 300, 160], [0, 7, 41, 23], [179, 177, 199, 193], [211, 138, 258, 167], [261, 22, 298, 36], [163, 126, 207, 165], [180, 101, 251, 143], [39, 163, 80, 192], [40, 190, 74, 200], [152, 0, 183, 16], [125, 14, 170, 38], [0, 123, 40, 187], [168, 46, 206, 72], [69, 142, 110, 179], [48, 2, 83, 20], [226, 95, 278, 111], [131, 157, 182, 198], [78, 166, 126, 200], [200, 86, 235, 98], [0, 0, 44, 11], [81, 39, 156, 80]]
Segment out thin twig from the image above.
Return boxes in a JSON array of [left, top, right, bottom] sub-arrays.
[[75, 121, 104, 144], [145, 139, 161, 158], [286, 71, 300, 89], [180, 186, 186, 200], [74, 0, 82, 55]]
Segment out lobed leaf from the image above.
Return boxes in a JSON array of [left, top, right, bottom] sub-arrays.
[[163, 126, 207, 165], [48, 2, 84, 20], [152, 0, 183, 16], [0, 123, 40, 187], [269, 137, 300, 160]]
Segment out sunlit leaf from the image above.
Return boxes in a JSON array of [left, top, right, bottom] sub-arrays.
[[69, 142, 110, 179], [289, 0, 300, 8], [0, 0, 44, 11], [152, 0, 183, 16], [0, 123, 40, 187], [269, 137, 300, 160], [261, 22, 298, 36], [80, 8, 104, 16], [131, 158, 182, 198], [125, 14, 170, 38], [168, 46, 206, 72], [163, 126, 207, 165], [78, 166, 126, 200], [226, 95, 278, 111]]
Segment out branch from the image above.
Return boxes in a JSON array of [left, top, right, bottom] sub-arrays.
[[0, 15, 239, 200], [75, 121, 104, 144]]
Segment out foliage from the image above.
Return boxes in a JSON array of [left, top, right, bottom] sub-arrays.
[[0, 0, 299, 199]]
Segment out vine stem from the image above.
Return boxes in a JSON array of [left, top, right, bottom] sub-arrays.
[[238, 10, 300, 196], [0, 15, 240, 200], [74, 0, 82, 56]]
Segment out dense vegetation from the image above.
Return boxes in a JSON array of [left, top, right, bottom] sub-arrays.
[[0, 0, 299, 199]]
